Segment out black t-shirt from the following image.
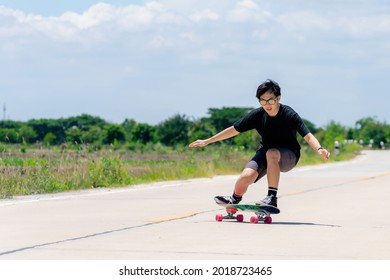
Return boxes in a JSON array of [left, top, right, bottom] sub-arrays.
[[233, 104, 310, 158]]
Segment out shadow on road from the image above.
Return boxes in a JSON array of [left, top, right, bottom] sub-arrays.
[[272, 221, 341, 227]]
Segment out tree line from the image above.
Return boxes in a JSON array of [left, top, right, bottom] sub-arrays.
[[0, 108, 388, 150]]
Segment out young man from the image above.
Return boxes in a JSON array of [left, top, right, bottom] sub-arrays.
[[189, 79, 330, 208]]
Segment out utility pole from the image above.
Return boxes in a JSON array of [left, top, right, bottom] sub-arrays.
[[2, 103, 5, 121]]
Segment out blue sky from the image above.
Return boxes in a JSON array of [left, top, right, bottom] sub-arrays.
[[0, 0, 145, 15], [0, 0, 389, 128]]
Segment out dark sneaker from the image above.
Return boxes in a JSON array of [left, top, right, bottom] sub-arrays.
[[214, 195, 238, 205], [256, 195, 278, 208]]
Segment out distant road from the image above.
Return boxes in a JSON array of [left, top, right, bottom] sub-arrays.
[[0, 150, 389, 259]]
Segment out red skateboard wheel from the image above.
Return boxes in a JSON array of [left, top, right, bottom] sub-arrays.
[[264, 216, 272, 224]]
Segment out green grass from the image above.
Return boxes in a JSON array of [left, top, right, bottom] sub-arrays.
[[0, 144, 361, 199], [298, 143, 361, 166]]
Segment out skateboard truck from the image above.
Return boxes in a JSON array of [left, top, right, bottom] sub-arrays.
[[249, 210, 272, 224], [216, 207, 244, 222], [216, 205, 276, 224]]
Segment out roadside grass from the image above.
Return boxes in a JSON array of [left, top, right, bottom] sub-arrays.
[[0, 144, 361, 199]]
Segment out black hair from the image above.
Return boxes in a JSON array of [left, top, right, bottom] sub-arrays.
[[256, 79, 281, 99]]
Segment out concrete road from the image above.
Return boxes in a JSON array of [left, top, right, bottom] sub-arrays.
[[0, 150, 389, 260]]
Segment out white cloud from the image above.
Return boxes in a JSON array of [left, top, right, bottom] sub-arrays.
[[341, 15, 390, 36], [276, 11, 332, 31], [115, 3, 156, 31], [226, 0, 272, 23], [59, 3, 115, 30], [179, 32, 198, 43], [277, 10, 390, 38], [0, 2, 172, 41], [199, 49, 219, 62], [1, 1, 389, 42], [0, 5, 25, 20], [1, 1, 389, 126], [238, 0, 260, 10], [190, 9, 220, 22], [147, 35, 172, 49]]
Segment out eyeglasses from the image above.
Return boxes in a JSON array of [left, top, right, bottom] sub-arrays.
[[259, 97, 278, 106]]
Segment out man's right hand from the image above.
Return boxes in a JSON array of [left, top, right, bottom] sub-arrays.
[[188, 139, 209, 148]]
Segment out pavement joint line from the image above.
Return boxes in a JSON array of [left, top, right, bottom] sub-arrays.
[[0, 212, 204, 257], [0, 209, 216, 257], [351, 172, 390, 182], [144, 211, 199, 223], [284, 171, 390, 197]]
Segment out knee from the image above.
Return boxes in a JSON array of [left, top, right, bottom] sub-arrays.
[[239, 168, 258, 181], [266, 149, 280, 162]]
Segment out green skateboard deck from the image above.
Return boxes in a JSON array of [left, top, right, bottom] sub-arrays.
[[216, 203, 280, 224]]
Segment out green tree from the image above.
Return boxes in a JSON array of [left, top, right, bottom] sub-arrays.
[[80, 126, 103, 144], [233, 131, 260, 150], [207, 107, 253, 131], [62, 114, 107, 131], [121, 118, 137, 141], [131, 123, 155, 144], [27, 119, 65, 144], [155, 114, 191, 146], [43, 132, 57, 146], [188, 118, 215, 142], [65, 127, 83, 143], [356, 117, 389, 148], [0, 128, 18, 143], [104, 124, 126, 144], [321, 121, 348, 148], [18, 125, 38, 143]]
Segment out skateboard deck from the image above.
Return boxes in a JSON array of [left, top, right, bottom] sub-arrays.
[[216, 203, 280, 224]]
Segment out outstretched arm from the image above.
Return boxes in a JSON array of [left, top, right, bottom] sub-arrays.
[[189, 126, 240, 148], [303, 133, 330, 160]]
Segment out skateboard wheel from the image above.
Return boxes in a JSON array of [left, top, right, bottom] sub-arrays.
[[264, 216, 272, 224], [216, 214, 223, 222], [250, 216, 258, 224], [236, 214, 244, 222]]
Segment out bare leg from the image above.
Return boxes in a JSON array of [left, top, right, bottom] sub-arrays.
[[266, 149, 281, 189], [234, 168, 259, 196]]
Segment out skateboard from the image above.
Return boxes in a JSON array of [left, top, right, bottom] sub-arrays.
[[216, 204, 280, 224]]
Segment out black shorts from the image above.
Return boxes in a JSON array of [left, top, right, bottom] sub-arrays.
[[246, 148, 298, 182]]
